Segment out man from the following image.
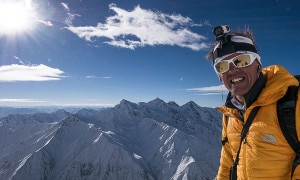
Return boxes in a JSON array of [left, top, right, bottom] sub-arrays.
[[206, 25, 300, 179]]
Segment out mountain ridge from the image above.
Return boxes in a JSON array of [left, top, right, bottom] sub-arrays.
[[0, 99, 222, 180]]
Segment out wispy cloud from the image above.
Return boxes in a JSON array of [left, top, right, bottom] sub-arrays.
[[187, 85, 228, 95], [61, 2, 70, 11], [61, 2, 81, 26], [13, 56, 25, 64], [65, 4, 208, 51], [36, 19, 53, 27], [12, 55, 33, 65], [86, 75, 112, 79], [0, 64, 65, 82], [0, 98, 44, 103], [53, 103, 114, 107]]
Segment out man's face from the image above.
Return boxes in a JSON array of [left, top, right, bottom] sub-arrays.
[[219, 53, 261, 96]]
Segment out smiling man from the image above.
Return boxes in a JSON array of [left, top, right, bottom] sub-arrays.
[[206, 25, 300, 179]]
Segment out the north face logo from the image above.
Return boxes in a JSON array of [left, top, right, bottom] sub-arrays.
[[260, 134, 277, 143]]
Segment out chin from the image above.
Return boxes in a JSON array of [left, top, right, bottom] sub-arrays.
[[230, 89, 247, 96]]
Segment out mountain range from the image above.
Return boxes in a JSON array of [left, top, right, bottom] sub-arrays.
[[0, 98, 222, 180]]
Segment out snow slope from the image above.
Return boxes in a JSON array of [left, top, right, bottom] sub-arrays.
[[0, 99, 222, 180]]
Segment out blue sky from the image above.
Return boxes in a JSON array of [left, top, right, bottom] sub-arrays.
[[0, 0, 299, 107]]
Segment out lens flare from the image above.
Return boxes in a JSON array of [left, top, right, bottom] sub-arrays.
[[0, 1, 37, 35]]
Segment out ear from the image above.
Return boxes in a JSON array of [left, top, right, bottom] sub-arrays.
[[257, 64, 262, 77], [257, 64, 261, 72], [219, 76, 222, 82]]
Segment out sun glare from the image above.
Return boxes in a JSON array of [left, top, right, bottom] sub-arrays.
[[0, 1, 37, 35]]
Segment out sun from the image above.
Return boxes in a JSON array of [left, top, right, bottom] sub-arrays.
[[0, 1, 37, 35]]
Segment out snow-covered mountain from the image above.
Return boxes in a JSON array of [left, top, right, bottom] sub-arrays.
[[0, 98, 222, 180], [0, 106, 104, 118], [0, 107, 49, 118]]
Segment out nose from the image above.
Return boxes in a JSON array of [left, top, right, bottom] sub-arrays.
[[228, 62, 237, 71]]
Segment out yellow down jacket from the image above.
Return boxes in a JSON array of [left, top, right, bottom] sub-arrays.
[[217, 65, 300, 180]]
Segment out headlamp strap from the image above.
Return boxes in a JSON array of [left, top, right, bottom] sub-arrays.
[[213, 35, 257, 63]]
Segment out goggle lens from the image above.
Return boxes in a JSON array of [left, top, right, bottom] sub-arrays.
[[214, 53, 257, 74]]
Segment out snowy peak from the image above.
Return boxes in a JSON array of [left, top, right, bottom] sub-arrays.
[[167, 101, 179, 108], [146, 97, 168, 109], [10, 114, 155, 180], [0, 98, 222, 180], [183, 100, 200, 108], [116, 99, 138, 110]]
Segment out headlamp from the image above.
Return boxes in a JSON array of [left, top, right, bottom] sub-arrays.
[[213, 25, 230, 42], [212, 25, 258, 64]]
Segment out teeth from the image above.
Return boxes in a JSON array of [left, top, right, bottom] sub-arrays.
[[231, 77, 243, 83]]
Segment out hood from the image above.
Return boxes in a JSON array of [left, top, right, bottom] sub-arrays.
[[254, 65, 298, 106]]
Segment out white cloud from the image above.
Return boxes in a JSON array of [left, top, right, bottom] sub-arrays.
[[13, 56, 25, 64], [36, 19, 53, 27], [0, 98, 44, 103], [187, 85, 228, 95], [61, 2, 70, 11], [0, 64, 65, 82], [66, 4, 208, 51], [53, 103, 114, 107], [86, 75, 112, 79], [61, 2, 80, 26]]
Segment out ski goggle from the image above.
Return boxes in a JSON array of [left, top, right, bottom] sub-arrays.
[[213, 53, 260, 74]]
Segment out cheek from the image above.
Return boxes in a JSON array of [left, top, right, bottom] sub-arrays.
[[248, 74, 259, 88], [246, 66, 260, 84], [220, 75, 231, 88]]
